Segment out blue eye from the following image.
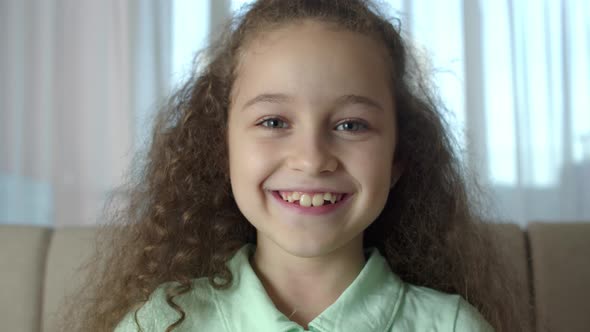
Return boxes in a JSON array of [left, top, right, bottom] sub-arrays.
[[335, 120, 368, 132], [258, 117, 288, 129]]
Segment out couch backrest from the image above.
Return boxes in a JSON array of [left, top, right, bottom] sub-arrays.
[[1, 226, 52, 332], [42, 227, 99, 332], [488, 223, 533, 331], [1, 223, 589, 332], [528, 223, 590, 332], [0, 226, 99, 332]]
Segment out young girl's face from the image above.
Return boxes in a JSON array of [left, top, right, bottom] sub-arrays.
[[228, 20, 398, 258]]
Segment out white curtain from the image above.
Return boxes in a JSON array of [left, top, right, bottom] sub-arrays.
[[2, 0, 589, 226], [0, 0, 171, 226], [385, 0, 590, 225], [347, 0, 590, 225]]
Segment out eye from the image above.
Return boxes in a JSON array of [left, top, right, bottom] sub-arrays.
[[335, 120, 368, 132], [257, 117, 289, 129]]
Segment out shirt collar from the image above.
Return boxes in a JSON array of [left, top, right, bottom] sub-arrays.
[[215, 244, 404, 332]]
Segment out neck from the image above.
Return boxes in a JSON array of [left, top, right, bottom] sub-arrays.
[[250, 235, 366, 329]]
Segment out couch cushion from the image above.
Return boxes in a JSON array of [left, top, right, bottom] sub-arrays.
[[528, 222, 590, 332], [0, 225, 52, 332], [41, 226, 99, 332]]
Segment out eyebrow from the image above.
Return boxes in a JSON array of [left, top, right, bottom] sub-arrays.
[[241, 93, 384, 112], [242, 93, 294, 111], [334, 94, 384, 112]]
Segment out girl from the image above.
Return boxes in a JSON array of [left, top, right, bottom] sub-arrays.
[[62, 0, 530, 331]]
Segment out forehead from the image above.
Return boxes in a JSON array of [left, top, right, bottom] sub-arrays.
[[231, 20, 393, 109]]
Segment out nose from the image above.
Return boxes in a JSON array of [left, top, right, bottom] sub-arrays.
[[286, 132, 338, 175]]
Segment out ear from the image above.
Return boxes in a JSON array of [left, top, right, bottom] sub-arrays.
[[390, 161, 404, 189]]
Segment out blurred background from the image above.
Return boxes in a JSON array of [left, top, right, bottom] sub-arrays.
[[1, 0, 589, 227]]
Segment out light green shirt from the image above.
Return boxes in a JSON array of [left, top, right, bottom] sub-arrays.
[[115, 244, 494, 331]]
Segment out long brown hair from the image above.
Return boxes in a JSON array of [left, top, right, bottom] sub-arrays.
[[60, 0, 531, 331]]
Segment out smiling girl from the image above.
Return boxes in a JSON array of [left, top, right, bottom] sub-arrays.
[[61, 1, 529, 331]]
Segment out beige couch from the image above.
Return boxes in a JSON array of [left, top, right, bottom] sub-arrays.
[[1, 223, 589, 332]]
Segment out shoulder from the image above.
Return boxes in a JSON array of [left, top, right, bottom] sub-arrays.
[[390, 283, 494, 331], [114, 278, 221, 332]]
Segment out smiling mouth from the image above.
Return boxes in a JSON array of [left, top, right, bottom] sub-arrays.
[[272, 191, 350, 207]]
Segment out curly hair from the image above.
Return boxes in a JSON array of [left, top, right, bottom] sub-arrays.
[[60, 0, 531, 331]]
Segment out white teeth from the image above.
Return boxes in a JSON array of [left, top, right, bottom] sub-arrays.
[[278, 191, 346, 207], [299, 194, 312, 207], [312, 193, 324, 207]]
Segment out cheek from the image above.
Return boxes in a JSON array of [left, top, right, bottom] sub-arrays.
[[350, 139, 393, 174], [228, 134, 282, 224], [347, 139, 394, 201], [229, 132, 278, 192]]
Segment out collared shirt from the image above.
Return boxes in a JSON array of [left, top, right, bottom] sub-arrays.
[[115, 244, 494, 331]]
